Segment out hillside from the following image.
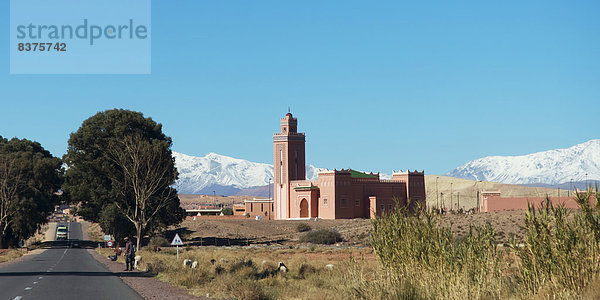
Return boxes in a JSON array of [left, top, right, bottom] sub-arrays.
[[447, 139, 600, 185], [425, 175, 572, 210]]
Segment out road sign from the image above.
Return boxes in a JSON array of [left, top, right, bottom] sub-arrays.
[[107, 241, 113, 247], [103, 235, 112, 241], [171, 233, 184, 261], [171, 233, 183, 246]]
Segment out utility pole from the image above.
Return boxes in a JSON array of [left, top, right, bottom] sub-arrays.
[[477, 190, 480, 213], [268, 178, 272, 199], [570, 178, 573, 196], [586, 173, 589, 188], [457, 191, 460, 211], [268, 178, 272, 220]]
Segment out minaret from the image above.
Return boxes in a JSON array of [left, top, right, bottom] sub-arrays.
[[273, 113, 306, 219]]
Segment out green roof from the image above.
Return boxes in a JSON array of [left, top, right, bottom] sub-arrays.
[[349, 169, 377, 179], [293, 186, 319, 190]]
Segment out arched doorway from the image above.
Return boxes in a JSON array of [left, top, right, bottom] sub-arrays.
[[300, 198, 309, 218]]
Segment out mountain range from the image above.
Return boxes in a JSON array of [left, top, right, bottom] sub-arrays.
[[447, 139, 600, 186], [173, 152, 327, 196], [174, 139, 600, 196]]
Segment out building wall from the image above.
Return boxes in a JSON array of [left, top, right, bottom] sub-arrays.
[[317, 172, 336, 219], [354, 179, 407, 218], [233, 204, 246, 216], [393, 171, 426, 211], [288, 183, 319, 218], [245, 200, 274, 219], [313, 171, 408, 219], [482, 194, 594, 212]]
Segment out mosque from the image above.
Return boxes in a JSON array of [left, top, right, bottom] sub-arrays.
[[271, 112, 426, 220]]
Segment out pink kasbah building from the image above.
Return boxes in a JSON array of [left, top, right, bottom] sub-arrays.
[[272, 113, 425, 220]]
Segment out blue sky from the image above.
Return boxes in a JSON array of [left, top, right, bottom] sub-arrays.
[[1, 1, 598, 175]]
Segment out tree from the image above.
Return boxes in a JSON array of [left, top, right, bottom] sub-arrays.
[[0, 137, 62, 248], [63, 109, 184, 247], [105, 133, 181, 250], [99, 203, 135, 244]]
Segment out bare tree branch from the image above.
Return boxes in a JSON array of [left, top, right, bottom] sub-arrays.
[[104, 133, 178, 250]]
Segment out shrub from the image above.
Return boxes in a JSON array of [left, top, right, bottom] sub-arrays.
[[514, 190, 600, 295], [296, 223, 312, 232], [221, 207, 233, 215], [297, 263, 317, 278], [301, 229, 342, 245], [370, 201, 504, 299], [148, 236, 170, 248]]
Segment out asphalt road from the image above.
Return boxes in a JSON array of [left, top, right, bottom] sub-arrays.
[[0, 222, 143, 300]]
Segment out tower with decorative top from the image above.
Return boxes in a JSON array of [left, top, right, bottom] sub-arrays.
[[273, 113, 306, 219]]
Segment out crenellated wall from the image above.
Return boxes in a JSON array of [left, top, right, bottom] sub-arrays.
[[271, 113, 426, 220]]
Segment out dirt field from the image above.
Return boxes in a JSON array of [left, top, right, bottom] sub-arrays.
[[171, 209, 531, 246], [171, 218, 372, 246], [438, 210, 527, 244]]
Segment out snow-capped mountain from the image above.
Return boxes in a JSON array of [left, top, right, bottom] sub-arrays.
[[447, 140, 600, 185], [173, 152, 322, 195], [173, 152, 272, 195]]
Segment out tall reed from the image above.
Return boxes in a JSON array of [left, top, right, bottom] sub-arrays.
[[514, 188, 600, 296], [370, 201, 506, 299]]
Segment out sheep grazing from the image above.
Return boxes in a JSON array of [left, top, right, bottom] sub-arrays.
[[183, 259, 192, 267], [325, 264, 334, 270], [191, 261, 199, 269], [134, 255, 142, 269], [278, 261, 288, 273], [210, 258, 216, 265]]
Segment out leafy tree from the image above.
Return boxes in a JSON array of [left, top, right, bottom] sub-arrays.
[[98, 203, 135, 243], [63, 109, 184, 248], [0, 137, 62, 248], [222, 207, 234, 215]]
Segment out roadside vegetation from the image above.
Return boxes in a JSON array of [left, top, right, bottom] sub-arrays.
[[0, 249, 23, 263], [370, 188, 600, 299], [63, 109, 185, 249], [98, 188, 600, 299], [99, 245, 378, 299], [295, 223, 311, 232], [0, 136, 62, 249], [300, 229, 342, 245]]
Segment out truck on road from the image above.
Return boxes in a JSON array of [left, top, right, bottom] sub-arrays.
[[56, 225, 68, 240]]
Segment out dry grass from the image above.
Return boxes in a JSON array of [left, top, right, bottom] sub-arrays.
[[0, 249, 23, 263], [87, 222, 105, 242], [98, 246, 378, 299], [94, 190, 600, 299]]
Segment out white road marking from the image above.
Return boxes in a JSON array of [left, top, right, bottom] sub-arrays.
[[13, 296, 23, 300], [33, 281, 38, 284], [24, 287, 32, 290], [38, 276, 43, 279]]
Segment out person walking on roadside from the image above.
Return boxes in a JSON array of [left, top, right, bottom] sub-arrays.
[[124, 236, 135, 271]]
